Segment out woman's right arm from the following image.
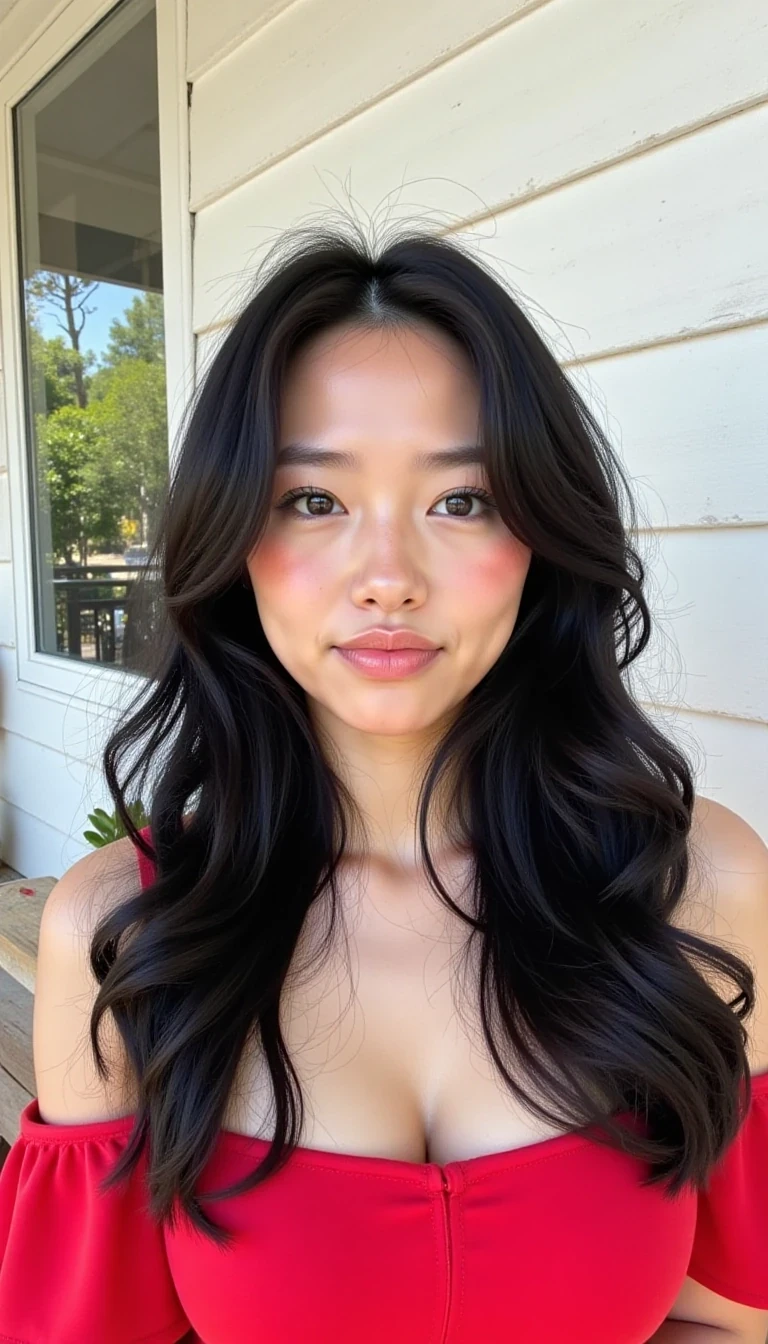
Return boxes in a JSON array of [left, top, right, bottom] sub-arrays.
[[0, 842, 192, 1344], [33, 840, 141, 1125]]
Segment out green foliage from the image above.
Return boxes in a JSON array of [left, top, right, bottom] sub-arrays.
[[36, 403, 126, 563], [102, 291, 165, 366], [87, 358, 170, 546], [27, 327, 94, 414], [25, 278, 169, 566], [83, 801, 150, 848]]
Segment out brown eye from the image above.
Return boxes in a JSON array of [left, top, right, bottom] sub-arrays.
[[275, 487, 341, 518], [432, 489, 496, 519], [443, 494, 477, 517], [299, 492, 335, 516]]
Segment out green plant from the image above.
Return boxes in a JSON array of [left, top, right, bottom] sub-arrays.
[[83, 800, 149, 848]]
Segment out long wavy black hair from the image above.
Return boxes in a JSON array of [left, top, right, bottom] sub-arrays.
[[90, 219, 756, 1248]]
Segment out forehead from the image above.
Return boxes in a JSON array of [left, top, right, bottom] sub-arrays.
[[278, 322, 480, 446]]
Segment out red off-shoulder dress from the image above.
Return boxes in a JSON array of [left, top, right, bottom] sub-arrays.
[[0, 825, 765, 1343]]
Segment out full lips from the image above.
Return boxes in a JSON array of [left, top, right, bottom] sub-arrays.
[[334, 647, 442, 680]]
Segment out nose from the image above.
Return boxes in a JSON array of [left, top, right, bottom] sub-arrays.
[[347, 518, 429, 611]]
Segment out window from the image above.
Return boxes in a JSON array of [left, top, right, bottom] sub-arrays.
[[13, 0, 167, 669]]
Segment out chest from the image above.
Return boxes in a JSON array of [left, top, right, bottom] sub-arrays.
[[222, 862, 562, 1165], [183, 862, 701, 1344]]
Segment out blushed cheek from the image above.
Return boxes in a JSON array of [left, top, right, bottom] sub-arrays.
[[449, 539, 531, 606], [249, 538, 332, 603]]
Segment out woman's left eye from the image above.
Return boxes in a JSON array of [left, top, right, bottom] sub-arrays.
[[274, 486, 496, 520], [432, 488, 496, 518]]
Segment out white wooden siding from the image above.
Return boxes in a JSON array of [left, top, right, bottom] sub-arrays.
[[188, 0, 768, 212], [566, 327, 768, 532]]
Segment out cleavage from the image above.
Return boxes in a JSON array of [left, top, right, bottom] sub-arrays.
[[223, 870, 564, 1166]]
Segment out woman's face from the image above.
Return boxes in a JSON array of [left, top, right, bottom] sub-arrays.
[[246, 320, 532, 738]]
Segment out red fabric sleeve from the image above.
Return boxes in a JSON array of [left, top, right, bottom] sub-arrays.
[[687, 1068, 768, 1308], [0, 1099, 191, 1344]]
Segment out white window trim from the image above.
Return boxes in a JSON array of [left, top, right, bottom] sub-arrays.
[[0, 0, 192, 710]]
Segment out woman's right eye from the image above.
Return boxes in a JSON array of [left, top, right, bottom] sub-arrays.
[[275, 486, 339, 518]]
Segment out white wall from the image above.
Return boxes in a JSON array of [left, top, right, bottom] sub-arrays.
[[189, 0, 768, 841], [0, 0, 766, 874]]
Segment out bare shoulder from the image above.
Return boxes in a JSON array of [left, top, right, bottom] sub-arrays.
[[662, 797, 768, 1335], [684, 795, 768, 924], [690, 795, 768, 880], [679, 795, 768, 1073], [39, 832, 144, 942], [33, 834, 144, 1125]]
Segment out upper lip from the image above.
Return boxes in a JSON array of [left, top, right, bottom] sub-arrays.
[[335, 628, 441, 651]]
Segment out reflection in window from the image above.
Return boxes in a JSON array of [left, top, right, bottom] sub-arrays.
[[13, 0, 167, 668]]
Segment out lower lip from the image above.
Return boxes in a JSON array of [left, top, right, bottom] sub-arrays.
[[333, 647, 442, 679]]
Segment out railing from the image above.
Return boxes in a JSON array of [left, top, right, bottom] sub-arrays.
[[52, 562, 160, 665]]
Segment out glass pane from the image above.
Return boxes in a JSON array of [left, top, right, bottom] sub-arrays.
[[13, 0, 167, 669]]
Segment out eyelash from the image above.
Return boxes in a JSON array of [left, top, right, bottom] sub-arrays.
[[274, 484, 497, 521]]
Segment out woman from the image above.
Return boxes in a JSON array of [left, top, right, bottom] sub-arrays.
[[0, 223, 766, 1343]]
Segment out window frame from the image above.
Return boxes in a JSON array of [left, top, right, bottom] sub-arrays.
[[0, 0, 192, 707]]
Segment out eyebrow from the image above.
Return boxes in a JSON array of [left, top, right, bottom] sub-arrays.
[[275, 443, 485, 470]]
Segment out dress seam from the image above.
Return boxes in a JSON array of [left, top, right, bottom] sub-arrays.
[[456, 1175, 466, 1343], [428, 1178, 442, 1343]]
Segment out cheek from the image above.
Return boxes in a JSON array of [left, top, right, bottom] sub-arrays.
[[249, 538, 330, 600], [447, 538, 531, 608]]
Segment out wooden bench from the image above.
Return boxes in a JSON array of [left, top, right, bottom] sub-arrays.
[[0, 876, 56, 1163]]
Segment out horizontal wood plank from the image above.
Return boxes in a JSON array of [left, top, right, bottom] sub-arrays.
[[567, 325, 768, 530], [0, 876, 53, 992], [0, 1064, 33, 1147], [189, 0, 768, 218], [0, 963, 34, 1147], [457, 103, 768, 362], [188, 0, 293, 81], [190, 0, 538, 199], [630, 527, 768, 723], [0, 965, 34, 1097]]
